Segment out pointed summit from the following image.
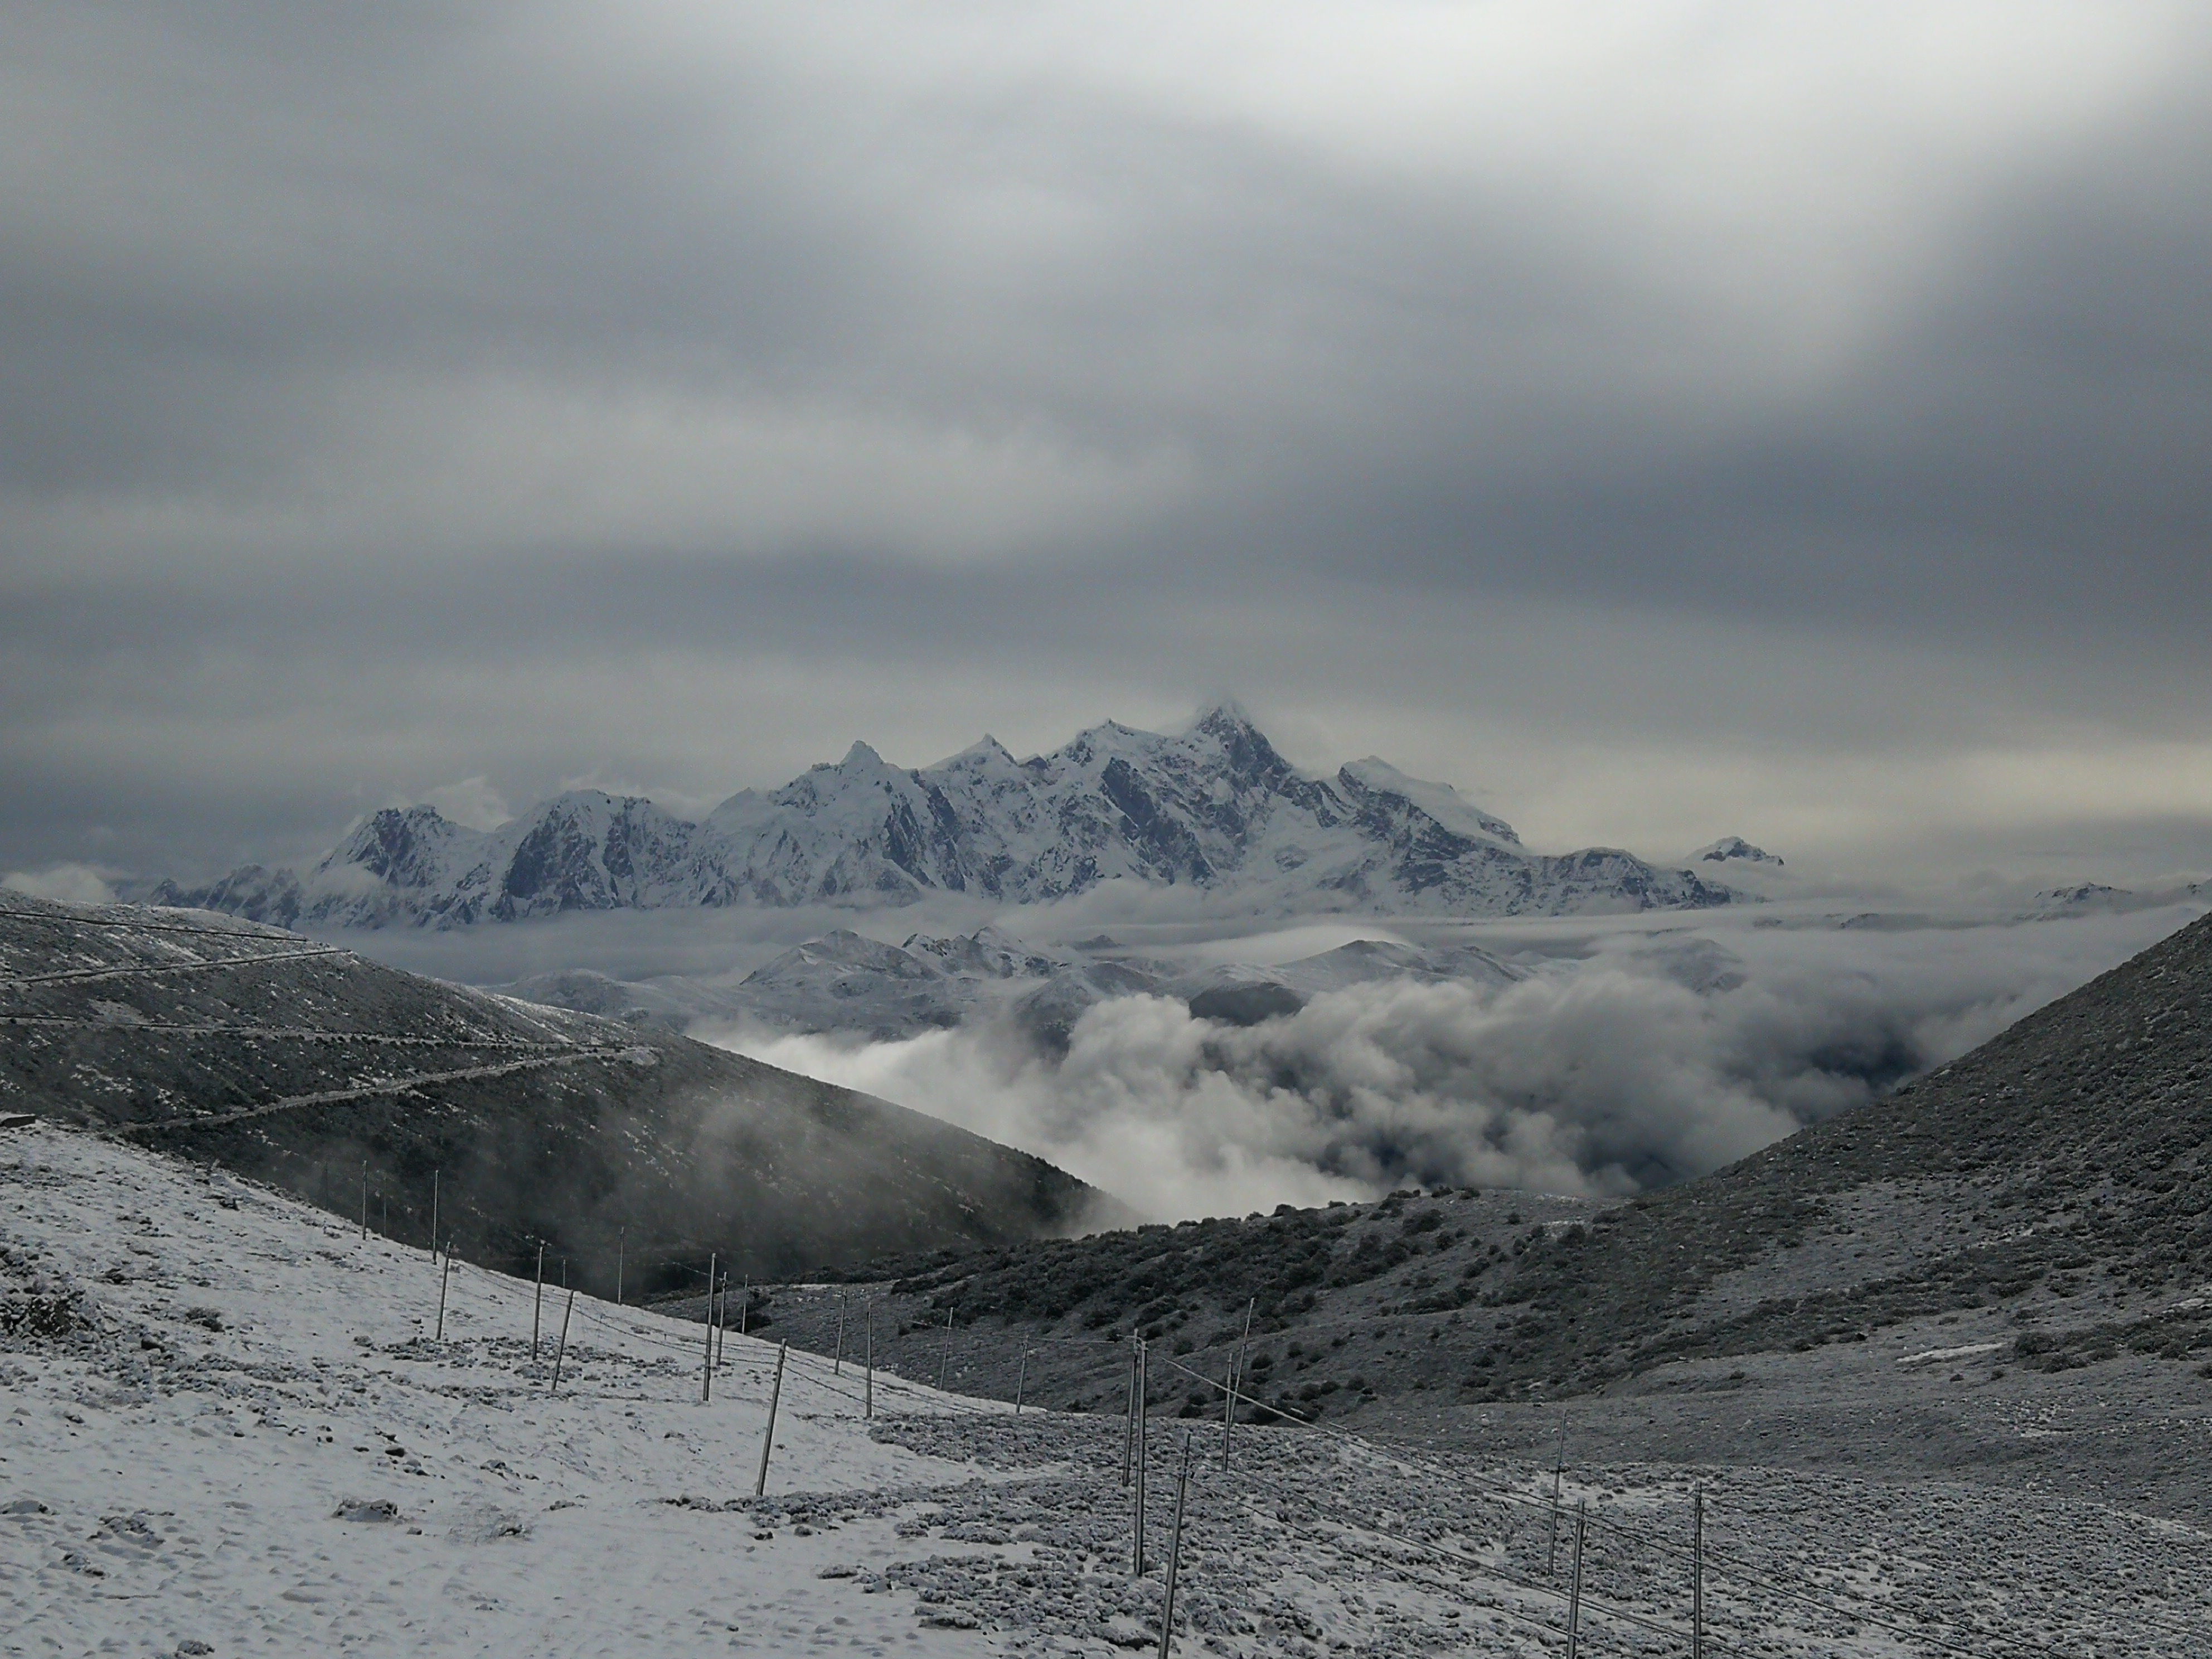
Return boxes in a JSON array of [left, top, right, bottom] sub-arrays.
[[1191, 698, 1262, 739], [839, 740, 886, 768]]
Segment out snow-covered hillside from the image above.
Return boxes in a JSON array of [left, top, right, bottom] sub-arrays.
[[147, 707, 1738, 929], [11, 1123, 2210, 1657]]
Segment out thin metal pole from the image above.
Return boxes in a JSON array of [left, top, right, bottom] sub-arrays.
[[615, 1226, 625, 1306], [864, 1302, 874, 1419], [701, 1252, 716, 1404], [754, 1342, 787, 1496], [430, 1170, 438, 1262], [360, 1162, 368, 1241], [1546, 1417, 1568, 1575], [550, 1287, 575, 1392], [1692, 1488, 1705, 1659], [434, 1241, 453, 1342], [715, 1272, 727, 1370], [1565, 1501, 1587, 1659], [532, 1244, 545, 1362], [936, 1305, 954, 1391], [1132, 1338, 1150, 1576], [834, 1291, 847, 1376], [738, 1277, 749, 1338], [1014, 1347, 1029, 1416], [1157, 1434, 1195, 1658]]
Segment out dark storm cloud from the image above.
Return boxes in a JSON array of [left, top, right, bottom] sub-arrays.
[[3, 3, 2210, 881]]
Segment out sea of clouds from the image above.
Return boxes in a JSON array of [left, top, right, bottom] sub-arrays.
[[706, 906, 2205, 1221]]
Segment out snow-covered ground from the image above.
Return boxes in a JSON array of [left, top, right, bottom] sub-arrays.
[[8, 1122, 2209, 1656]]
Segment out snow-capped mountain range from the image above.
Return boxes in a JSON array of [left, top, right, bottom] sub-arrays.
[[149, 705, 1740, 929]]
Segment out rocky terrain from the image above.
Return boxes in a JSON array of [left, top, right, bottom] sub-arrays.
[[739, 907, 2212, 1517], [0, 893, 1113, 1288], [7, 1119, 2206, 1656], [144, 706, 1739, 927]]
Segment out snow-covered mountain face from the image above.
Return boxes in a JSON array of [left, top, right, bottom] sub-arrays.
[[151, 706, 1737, 929]]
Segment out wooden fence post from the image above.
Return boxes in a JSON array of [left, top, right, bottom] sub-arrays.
[[754, 1342, 788, 1496], [1692, 1487, 1705, 1659], [1122, 1343, 1138, 1487], [1156, 1433, 1196, 1657], [1014, 1346, 1029, 1417], [1133, 1338, 1149, 1576], [532, 1244, 545, 1362], [550, 1287, 576, 1393], [434, 1242, 454, 1342], [1546, 1418, 1568, 1576], [701, 1252, 716, 1404], [1565, 1500, 1587, 1659], [1223, 1297, 1254, 1469]]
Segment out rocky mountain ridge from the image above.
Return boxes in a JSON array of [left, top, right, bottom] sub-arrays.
[[147, 706, 1739, 929]]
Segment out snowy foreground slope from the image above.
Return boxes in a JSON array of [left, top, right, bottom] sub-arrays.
[[8, 1125, 2209, 1657]]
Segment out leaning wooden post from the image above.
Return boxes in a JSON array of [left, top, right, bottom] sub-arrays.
[[701, 1252, 717, 1404], [550, 1286, 576, 1392], [1133, 1338, 1149, 1576], [615, 1226, 625, 1306], [738, 1277, 749, 1338], [754, 1342, 788, 1496], [833, 1291, 847, 1376], [1157, 1434, 1196, 1658], [936, 1305, 954, 1391], [1014, 1346, 1030, 1416], [359, 1162, 368, 1241], [1692, 1487, 1704, 1659], [1218, 1354, 1238, 1468], [864, 1302, 875, 1419], [430, 1170, 439, 1263], [434, 1240, 454, 1342], [532, 1244, 545, 1362], [1564, 1500, 1587, 1659]]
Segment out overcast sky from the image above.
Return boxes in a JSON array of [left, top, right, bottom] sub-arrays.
[[5, 2, 2209, 890]]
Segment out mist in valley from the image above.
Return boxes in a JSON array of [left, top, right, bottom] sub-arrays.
[[703, 905, 2206, 1221]]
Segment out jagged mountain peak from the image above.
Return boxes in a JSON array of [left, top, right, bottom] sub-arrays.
[[152, 704, 1741, 928], [1696, 836, 1784, 867]]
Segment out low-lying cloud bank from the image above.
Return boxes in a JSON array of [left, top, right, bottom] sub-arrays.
[[704, 908, 2205, 1221]]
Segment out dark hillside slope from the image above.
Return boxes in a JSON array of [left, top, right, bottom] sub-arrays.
[[0, 894, 1108, 1288], [1468, 904, 2212, 1394], [768, 908, 2212, 1428]]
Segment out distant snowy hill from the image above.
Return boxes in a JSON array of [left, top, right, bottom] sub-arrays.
[[149, 705, 1738, 928]]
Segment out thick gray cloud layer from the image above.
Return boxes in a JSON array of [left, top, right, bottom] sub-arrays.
[[4, 4, 2209, 884]]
